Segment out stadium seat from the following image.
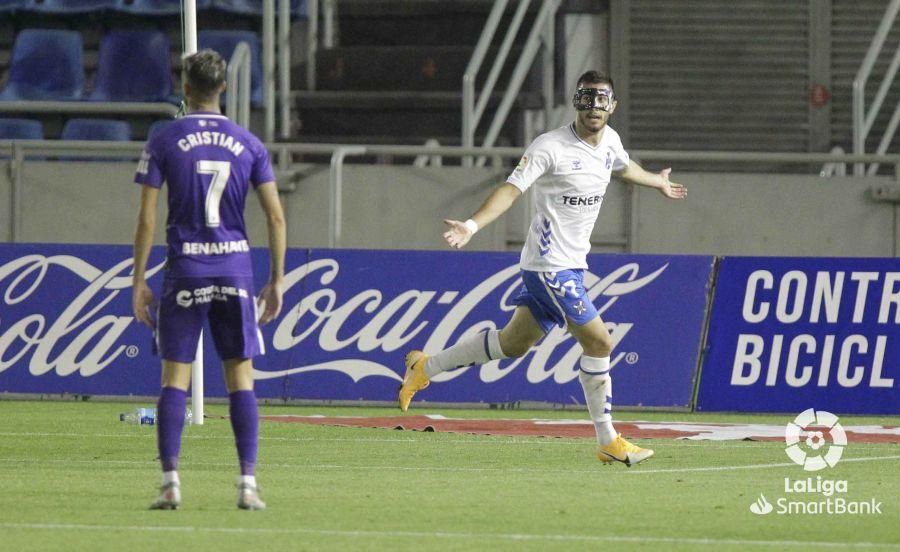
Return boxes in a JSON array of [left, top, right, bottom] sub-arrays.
[[0, 0, 26, 12], [199, 30, 263, 106], [25, 0, 117, 12], [0, 29, 84, 101], [116, 0, 210, 15], [61, 118, 131, 141], [89, 30, 173, 102], [212, 0, 305, 16], [0, 118, 44, 139]]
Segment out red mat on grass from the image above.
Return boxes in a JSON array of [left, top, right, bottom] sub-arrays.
[[260, 415, 900, 444]]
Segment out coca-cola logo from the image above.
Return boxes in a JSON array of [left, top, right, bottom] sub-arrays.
[[257, 259, 668, 385], [0, 254, 163, 377], [0, 253, 668, 385]]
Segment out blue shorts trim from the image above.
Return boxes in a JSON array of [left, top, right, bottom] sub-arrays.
[[512, 269, 598, 333]]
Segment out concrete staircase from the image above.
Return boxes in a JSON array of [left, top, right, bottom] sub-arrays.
[[292, 0, 543, 149]]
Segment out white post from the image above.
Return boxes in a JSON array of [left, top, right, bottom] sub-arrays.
[[183, 0, 204, 425], [184, 0, 198, 54]]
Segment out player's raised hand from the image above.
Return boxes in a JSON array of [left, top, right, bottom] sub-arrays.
[[443, 219, 475, 249], [257, 279, 284, 325], [132, 280, 156, 329], [658, 168, 688, 200]]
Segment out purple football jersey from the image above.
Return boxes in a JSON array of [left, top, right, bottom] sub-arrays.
[[134, 112, 275, 277]]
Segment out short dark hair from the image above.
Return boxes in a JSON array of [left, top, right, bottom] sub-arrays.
[[576, 70, 614, 91], [183, 49, 226, 99]]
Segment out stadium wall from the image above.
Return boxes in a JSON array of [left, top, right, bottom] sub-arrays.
[[0, 162, 895, 256]]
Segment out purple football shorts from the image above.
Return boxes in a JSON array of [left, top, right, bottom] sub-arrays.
[[512, 269, 599, 333], [155, 276, 262, 362]]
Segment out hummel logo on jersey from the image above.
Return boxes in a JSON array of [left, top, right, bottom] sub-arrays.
[[539, 217, 552, 256], [605, 150, 612, 169], [571, 159, 583, 170]]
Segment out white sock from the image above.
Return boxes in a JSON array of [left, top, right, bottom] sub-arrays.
[[578, 355, 616, 446], [162, 470, 180, 486], [238, 475, 257, 488], [424, 330, 507, 378]]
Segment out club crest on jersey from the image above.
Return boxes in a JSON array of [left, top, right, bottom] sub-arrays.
[[605, 150, 612, 169]]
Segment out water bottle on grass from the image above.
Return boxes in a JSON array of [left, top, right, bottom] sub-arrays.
[[119, 407, 193, 426], [119, 407, 157, 425]]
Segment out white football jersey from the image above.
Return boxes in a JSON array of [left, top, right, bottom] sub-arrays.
[[507, 123, 630, 271]]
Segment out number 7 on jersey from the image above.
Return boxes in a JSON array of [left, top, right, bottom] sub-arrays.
[[197, 160, 231, 228]]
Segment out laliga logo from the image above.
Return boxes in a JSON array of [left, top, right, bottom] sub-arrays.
[[784, 408, 847, 471]]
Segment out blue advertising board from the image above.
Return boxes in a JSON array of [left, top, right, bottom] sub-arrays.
[[697, 257, 900, 415], [0, 243, 713, 408]]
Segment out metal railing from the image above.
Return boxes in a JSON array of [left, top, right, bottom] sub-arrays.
[[261, 145, 900, 248], [5, 140, 900, 248], [226, 42, 252, 129], [462, 0, 561, 166], [0, 101, 178, 118], [262, 0, 337, 142], [852, 0, 900, 176], [263, 0, 294, 141]]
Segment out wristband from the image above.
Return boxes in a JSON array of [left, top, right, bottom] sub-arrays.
[[463, 219, 479, 235]]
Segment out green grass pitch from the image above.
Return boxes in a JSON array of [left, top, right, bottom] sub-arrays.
[[0, 401, 898, 551]]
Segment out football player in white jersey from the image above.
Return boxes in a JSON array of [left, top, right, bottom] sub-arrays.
[[399, 71, 687, 467]]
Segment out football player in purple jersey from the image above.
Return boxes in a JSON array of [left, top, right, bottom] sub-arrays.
[[132, 49, 286, 510]]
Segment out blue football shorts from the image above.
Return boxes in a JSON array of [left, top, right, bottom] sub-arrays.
[[512, 269, 599, 333], [154, 276, 263, 362]]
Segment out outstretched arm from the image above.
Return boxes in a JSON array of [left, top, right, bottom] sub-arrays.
[[443, 182, 522, 249], [132, 185, 159, 328], [616, 160, 688, 200], [256, 181, 286, 325]]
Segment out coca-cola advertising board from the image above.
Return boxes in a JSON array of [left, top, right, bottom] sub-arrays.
[[0, 244, 714, 408]]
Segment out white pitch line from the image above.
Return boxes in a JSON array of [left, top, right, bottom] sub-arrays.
[[629, 455, 900, 474], [0, 454, 898, 476], [0, 431, 894, 449], [0, 522, 897, 549]]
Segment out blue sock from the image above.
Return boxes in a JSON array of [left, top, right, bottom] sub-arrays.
[[229, 390, 259, 476], [157, 386, 187, 472]]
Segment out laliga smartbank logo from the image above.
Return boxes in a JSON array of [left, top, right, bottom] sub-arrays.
[[785, 408, 846, 471], [749, 409, 882, 516]]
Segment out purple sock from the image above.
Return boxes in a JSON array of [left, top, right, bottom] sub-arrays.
[[157, 386, 187, 472], [229, 390, 259, 476]]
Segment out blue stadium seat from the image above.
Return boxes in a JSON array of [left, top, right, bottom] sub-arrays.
[[199, 30, 263, 106], [25, 0, 117, 12], [89, 30, 173, 102], [0, 118, 44, 139], [61, 118, 131, 141], [0, 29, 84, 101], [0, 0, 26, 12], [212, 0, 305, 16], [116, 0, 210, 15]]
